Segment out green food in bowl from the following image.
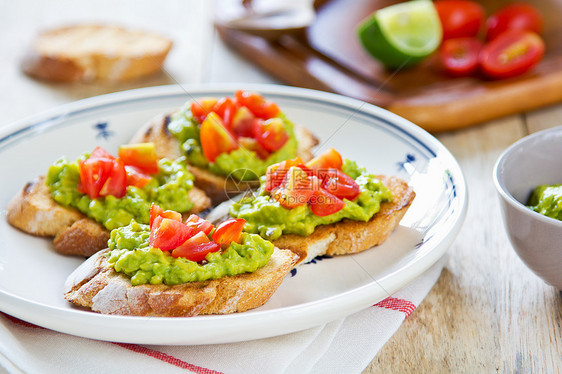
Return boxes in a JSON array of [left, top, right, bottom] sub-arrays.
[[527, 184, 562, 221]]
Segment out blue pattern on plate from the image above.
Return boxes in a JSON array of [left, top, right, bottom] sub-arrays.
[[94, 121, 113, 139]]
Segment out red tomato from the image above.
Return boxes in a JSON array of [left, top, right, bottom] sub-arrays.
[[306, 148, 343, 171], [199, 112, 239, 162], [213, 97, 237, 129], [149, 217, 194, 251], [321, 169, 361, 201], [190, 98, 218, 124], [271, 166, 314, 209], [439, 37, 483, 76], [90, 147, 115, 160], [172, 240, 221, 262], [254, 118, 289, 152], [486, 2, 543, 41], [234, 90, 280, 119], [308, 188, 345, 217], [78, 156, 115, 199], [264, 157, 307, 192], [125, 165, 152, 189], [238, 136, 270, 160], [435, 0, 486, 40], [98, 158, 127, 198], [212, 218, 246, 248], [231, 106, 257, 138], [185, 214, 214, 236], [479, 30, 545, 79], [118, 143, 159, 175], [149, 203, 182, 229]]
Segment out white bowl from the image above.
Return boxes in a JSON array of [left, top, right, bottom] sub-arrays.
[[493, 126, 562, 289]]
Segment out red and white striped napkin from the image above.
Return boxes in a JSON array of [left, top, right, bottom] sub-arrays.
[[0, 258, 444, 374]]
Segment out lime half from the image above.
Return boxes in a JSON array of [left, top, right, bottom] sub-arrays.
[[358, 0, 442, 68]]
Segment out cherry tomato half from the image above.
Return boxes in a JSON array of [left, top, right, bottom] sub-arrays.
[[306, 148, 343, 171], [479, 30, 545, 79], [271, 166, 314, 209], [234, 90, 280, 119], [439, 37, 483, 76], [435, 0, 486, 40], [118, 143, 159, 175], [254, 118, 289, 152], [171, 232, 220, 262], [486, 2, 543, 41], [308, 188, 345, 217], [149, 217, 194, 251], [212, 218, 246, 248], [320, 169, 361, 201], [199, 112, 238, 162]]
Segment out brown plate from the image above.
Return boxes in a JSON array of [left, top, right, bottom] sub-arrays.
[[215, 0, 562, 132]]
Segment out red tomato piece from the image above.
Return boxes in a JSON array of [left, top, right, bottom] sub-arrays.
[[238, 136, 270, 160], [234, 90, 280, 119], [212, 218, 246, 248], [264, 157, 306, 192], [185, 214, 214, 236], [272, 166, 314, 209], [191, 98, 218, 124], [486, 2, 543, 41], [118, 143, 159, 175], [125, 165, 152, 189], [306, 148, 343, 171], [435, 0, 486, 40], [439, 37, 483, 77], [90, 147, 115, 160], [150, 203, 182, 229], [231, 106, 257, 138], [172, 240, 221, 262], [321, 169, 361, 201], [200, 112, 239, 162], [213, 97, 237, 129], [254, 118, 289, 152], [479, 30, 545, 79], [78, 156, 114, 199], [149, 218, 194, 251], [99, 158, 127, 198], [308, 188, 345, 217]]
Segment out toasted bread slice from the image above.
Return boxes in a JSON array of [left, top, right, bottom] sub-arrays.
[[207, 175, 415, 265], [22, 24, 172, 82], [130, 113, 319, 204], [64, 246, 299, 317], [7, 176, 211, 257]]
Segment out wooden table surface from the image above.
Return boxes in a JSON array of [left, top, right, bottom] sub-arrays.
[[2, 1, 561, 372]]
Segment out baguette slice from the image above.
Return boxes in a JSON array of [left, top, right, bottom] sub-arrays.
[[6, 176, 211, 257], [207, 175, 415, 265], [130, 113, 319, 204], [22, 24, 172, 82], [64, 246, 299, 317]]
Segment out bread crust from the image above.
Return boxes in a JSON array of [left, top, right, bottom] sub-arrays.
[[7, 176, 211, 257], [64, 247, 299, 317], [130, 112, 319, 204], [22, 24, 172, 82]]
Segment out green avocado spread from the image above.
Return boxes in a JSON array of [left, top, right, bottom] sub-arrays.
[[229, 159, 393, 241], [527, 184, 562, 221], [107, 220, 274, 285], [46, 156, 194, 230], [168, 101, 298, 181]]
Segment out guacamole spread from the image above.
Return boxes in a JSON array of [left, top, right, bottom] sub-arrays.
[[107, 220, 274, 285], [230, 160, 393, 240], [168, 102, 298, 181], [527, 184, 562, 221], [46, 156, 194, 230]]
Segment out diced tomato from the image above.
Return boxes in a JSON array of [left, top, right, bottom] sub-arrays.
[[213, 97, 237, 129], [200, 112, 239, 162], [306, 148, 343, 171], [90, 147, 115, 160], [234, 90, 280, 119], [479, 30, 545, 79], [485, 2, 543, 41], [439, 37, 482, 77], [321, 169, 361, 201], [238, 136, 270, 160], [191, 98, 218, 124], [231, 106, 257, 138], [212, 218, 246, 248], [308, 188, 345, 217], [254, 118, 289, 152], [171, 231, 211, 259], [185, 214, 214, 236], [78, 156, 115, 199], [118, 143, 159, 175], [125, 165, 152, 189], [264, 157, 305, 192], [149, 217, 194, 251], [150, 203, 182, 229], [434, 0, 486, 41], [272, 166, 314, 209], [99, 158, 127, 198], [172, 240, 221, 262]]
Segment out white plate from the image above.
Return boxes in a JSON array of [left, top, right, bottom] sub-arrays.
[[0, 84, 467, 345]]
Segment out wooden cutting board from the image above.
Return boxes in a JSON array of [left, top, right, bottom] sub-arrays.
[[215, 0, 562, 133]]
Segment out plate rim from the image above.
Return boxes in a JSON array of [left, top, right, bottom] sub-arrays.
[[0, 83, 467, 345]]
